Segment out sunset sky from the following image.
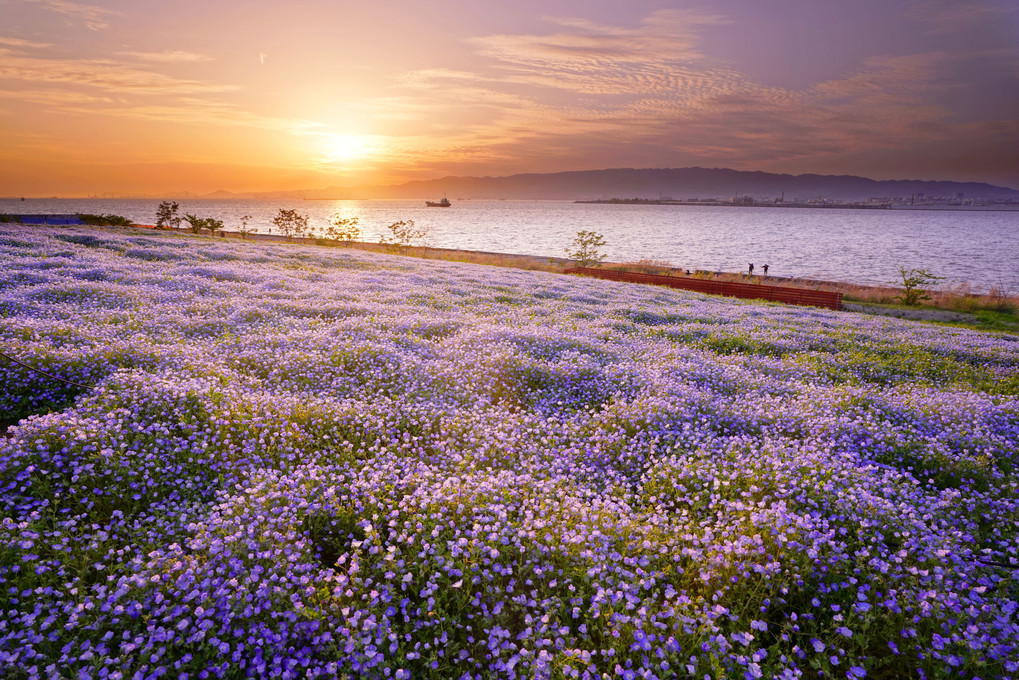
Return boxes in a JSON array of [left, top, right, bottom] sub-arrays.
[[2, 0, 1018, 196]]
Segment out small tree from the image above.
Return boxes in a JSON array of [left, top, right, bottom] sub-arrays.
[[379, 219, 427, 249], [183, 213, 206, 235], [237, 215, 253, 239], [895, 267, 944, 306], [204, 217, 224, 237], [566, 230, 607, 268], [326, 215, 360, 245], [155, 201, 180, 229], [272, 209, 309, 240]]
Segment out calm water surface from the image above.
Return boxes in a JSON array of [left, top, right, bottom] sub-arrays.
[[3, 198, 1016, 292]]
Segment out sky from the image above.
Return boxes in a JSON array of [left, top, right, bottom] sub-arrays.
[[1, 0, 1018, 196]]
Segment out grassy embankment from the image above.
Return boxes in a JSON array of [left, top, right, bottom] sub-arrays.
[[258, 230, 1019, 332]]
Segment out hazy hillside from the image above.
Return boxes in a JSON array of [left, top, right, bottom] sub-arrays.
[[211, 167, 1019, 202]]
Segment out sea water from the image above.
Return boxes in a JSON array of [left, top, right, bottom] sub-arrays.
[[2, 198, 1016, 292]]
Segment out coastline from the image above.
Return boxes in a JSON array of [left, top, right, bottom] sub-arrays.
[[128, 223, 1019, 330], [4, 219, 1016, 330]]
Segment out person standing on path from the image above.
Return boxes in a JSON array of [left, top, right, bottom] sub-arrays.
[[763, 263, 769, 276], [748, 263, 754, 276]]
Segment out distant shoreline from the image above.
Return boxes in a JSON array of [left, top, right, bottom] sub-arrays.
[[575, 199, 1019, 212]]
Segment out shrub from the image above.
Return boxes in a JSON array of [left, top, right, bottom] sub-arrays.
[[566, 230, 607, 268], [183, 213, 207, 235], [272, 209, 309, 240], [204, 218, 224, 237], [895, 267, 943, 306], [326, 215, 360, 245], [76, 213, 133, 227], [619, 259, 676, 275], [155, 201, 181, 229], [379, 220, 427, 249], [237, 215, 254, 239]]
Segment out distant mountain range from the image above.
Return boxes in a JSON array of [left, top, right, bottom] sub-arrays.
[[205, 167, 1019, 202]]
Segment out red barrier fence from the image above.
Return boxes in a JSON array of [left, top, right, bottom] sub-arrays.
[[565, 267, 843, 310]]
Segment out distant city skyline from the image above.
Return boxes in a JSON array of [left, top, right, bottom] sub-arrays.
[[2, 0, 1017, 196]]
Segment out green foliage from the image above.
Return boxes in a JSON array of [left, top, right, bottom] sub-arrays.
[[155, 201, 180, 229], [237, 214, 253, 239], [272, 209, 309, 239], [76, 213, 133, 227], [183, 213, 207, 235], [204, 217, 224, 237], [379, 219, 427, 249], [325, 215, 360, 244], [566, 230, 607, 268], [895, 267, 944, 306], [0, 214, 24, 224]]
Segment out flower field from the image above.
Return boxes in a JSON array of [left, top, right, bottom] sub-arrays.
[[1, 225, 1017, 679]]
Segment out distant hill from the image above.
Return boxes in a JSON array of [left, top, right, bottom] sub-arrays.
[[206, 167, 1019, 202]]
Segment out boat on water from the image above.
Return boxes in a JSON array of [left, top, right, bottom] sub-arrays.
[[425, 195, 451, 207]]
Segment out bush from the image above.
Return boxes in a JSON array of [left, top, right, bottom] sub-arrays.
[[155, 201, 181, 229], [619, 259, 676, 275], [566, 230, 607, 268], [204, 218, 224, 237], [183, 213, 207, 235], [379, 220, 427, 249], [895, 267, 944, 306], [326, 215, 360, 245], [272, 209, 309, 240], [76, 213, 133, 227], [237, 215, 254, 239]]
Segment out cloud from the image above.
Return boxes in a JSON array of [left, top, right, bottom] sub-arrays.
[[0, 88, 116, 106], [0, 55, 237, 94], [92, 99, 325, 136], [398, 68, 488, 90], [0, 36, 51, 49], [383, 9, 1016, 181], [120, 51, 213, 63], [0, 82, 324, 140], [0, 49, 328, 156], [902, 0, 1016, 35], [22, 0, 118, 31], [468, 9, 731, 95]]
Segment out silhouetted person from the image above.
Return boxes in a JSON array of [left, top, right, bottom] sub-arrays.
[[748, 263, 754, 276], [763, 263, 769, 276]]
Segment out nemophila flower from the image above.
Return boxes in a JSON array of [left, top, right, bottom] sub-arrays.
[[0, 224, 1017, 679]]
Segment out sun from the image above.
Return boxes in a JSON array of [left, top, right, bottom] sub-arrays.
[[322, 134, 377, 162]]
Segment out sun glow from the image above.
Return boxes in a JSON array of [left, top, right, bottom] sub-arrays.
[[321, 134, 379, 162]]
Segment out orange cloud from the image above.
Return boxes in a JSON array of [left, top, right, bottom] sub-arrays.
[[119, 51, 213, 63], [22, 0, 117, 31], [0, 54, 236, 94]]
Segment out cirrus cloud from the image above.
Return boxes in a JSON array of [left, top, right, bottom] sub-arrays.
[[21, 0, 117, 31]]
